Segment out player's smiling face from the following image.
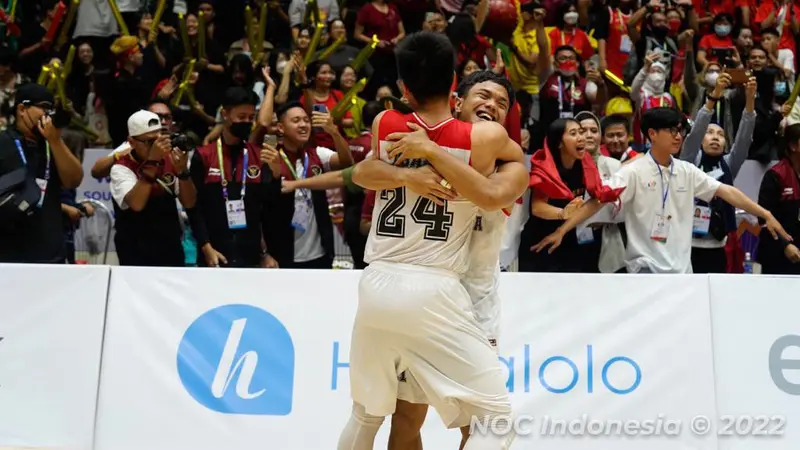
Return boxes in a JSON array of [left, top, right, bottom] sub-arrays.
[[457, 81, 510, 125]]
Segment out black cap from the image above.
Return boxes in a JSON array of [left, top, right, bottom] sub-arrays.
[[15, 83, 55, 107]]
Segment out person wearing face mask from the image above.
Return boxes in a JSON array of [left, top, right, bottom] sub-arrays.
[[696, 13, 737, 69], [631, 51, 676, 146], [548, 1, 595, 60], [625, 2, 690, 88], [109, 110, 196, 267], [259, 101, 354, 269], [0, 84, 84, 263], [685, 63, 735, 143], [680, 77, 756, 273], [186, 87, 280, 268]]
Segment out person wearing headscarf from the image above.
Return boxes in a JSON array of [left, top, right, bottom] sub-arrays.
[[105, 35, 148, 146], [679, 75, 756, 273]]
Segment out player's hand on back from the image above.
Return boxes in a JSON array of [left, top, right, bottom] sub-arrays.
[[404, 166, 457, 206], [386, 122, 438, 164]]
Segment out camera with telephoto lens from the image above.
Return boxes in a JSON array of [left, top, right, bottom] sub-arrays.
[[170, 132, 193, 153]]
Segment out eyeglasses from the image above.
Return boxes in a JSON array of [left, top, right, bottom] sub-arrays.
[[156, 113, 173, 122], [662, 127, 686, 137]]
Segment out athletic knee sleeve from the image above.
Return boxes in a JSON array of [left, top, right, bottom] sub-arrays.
[[337, 403, 385, 450]]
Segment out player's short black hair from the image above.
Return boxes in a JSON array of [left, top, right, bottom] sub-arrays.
[[276, 100, 306, 121], [395, 31, 456, 105], [222, 86, 258, 109], [640, 107, 682, 142], [601, 114, 631, 135], [362, 101, 385, 129], [456, 70, 516, 109]]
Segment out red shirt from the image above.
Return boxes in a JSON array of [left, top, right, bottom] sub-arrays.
[[457, 35, 493, 69], [504, 102, 522, 146], [300, 89, 353, 149], [356, 3, 402, 52], [698, 34, 735, 56], [755, 2, 800, 52], [603, 7, 632, 80], [548, 27, 594, 58]]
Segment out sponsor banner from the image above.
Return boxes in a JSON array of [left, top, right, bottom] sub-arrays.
[[95, 269, 717, 450], [710, 275, 800, 450], [0, 264, 110, 449], [77, 149, 114, 212]]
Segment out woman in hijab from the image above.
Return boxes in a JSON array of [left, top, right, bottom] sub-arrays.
[[518, 118, 624, 273], [679, 76, 756, 273]]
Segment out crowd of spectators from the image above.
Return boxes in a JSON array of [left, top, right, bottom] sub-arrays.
[[0, 0, 799, 275]]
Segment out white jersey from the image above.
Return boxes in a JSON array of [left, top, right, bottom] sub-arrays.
[[364, 112, 479, 275], [463, 209, 508, 343]]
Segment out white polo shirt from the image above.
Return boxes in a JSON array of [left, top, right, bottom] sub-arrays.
[[609, 154, 722, 273]]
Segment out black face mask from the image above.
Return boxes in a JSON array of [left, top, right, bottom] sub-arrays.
[[652, 26, 669, 40], [230, 121, 253, 141]]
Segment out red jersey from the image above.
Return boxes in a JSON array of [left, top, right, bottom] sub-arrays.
[[300, 89, 353, 149], [548, 27, 594, 58], [604, 7, 633, 80], [755, 2, 800, 52]]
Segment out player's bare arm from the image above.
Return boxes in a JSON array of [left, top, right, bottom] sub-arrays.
[[352, 111, 456, 205], [386, 120, 527, 211]]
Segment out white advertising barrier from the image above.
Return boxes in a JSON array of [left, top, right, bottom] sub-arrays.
[[94, 268, 719, 450], [710, 275, 800, 450], [0, 264, 109, 449], [499, 273, 718, 449]]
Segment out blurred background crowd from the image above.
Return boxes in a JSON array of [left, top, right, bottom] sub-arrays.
[[1, 0, 799, 275]]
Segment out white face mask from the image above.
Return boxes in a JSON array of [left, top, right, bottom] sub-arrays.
[[645, 72, 666, 94], [705, 71, 719, 88], [564, 12, 579, 25]]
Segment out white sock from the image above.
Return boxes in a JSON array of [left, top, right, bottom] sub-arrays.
[[464, 415, 516, 450], [337, 402, 385, 450]]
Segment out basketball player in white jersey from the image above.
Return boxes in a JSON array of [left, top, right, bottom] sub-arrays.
[[337, 32, 528, 450], [384, 69, 521, 450]]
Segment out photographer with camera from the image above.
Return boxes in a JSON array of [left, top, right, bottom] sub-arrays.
[[92, 100, 178, 179], [0, 84, 84, 263], [109, 110, 196, 267]]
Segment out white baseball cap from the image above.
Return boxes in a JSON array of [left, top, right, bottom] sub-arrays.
[[127, 110, 162, 137]]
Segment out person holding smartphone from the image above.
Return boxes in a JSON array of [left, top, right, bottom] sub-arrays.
[[299, 60, 354, 149]]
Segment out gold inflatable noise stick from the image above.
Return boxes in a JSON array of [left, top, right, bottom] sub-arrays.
[[332, 78, 367, 120]]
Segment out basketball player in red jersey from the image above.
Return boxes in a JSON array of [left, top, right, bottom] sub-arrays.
[[337, 32, 527, 450]]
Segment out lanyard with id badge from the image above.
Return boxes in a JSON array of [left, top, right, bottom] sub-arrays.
[[616, 9, 632, 54], [692, 164, 723, 236], [650, 152, 673, 243], [15, 139, 50, 208], [280, 150, 313, 233], [217, 140, 248, 229]]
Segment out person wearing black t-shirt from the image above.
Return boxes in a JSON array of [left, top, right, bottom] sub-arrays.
[[0, 84, 83, 263], [519, 119, 605, 273]]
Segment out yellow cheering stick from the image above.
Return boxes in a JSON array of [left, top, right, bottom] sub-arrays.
[[56, 0, 80, 51], [303, 21, 326, 66], [604, 69, 631, 94], [784, 73, 800, 115], [198, 11, 207, 60], [37, 66, 53, 85], [171, 59, 197, 107], [255, 1, 269, 62], [46, 63, 62, 93], [107, 0, 129, 35], [70, 117, 99, 140], [351, 35, 378, 72], [8, 0, 17, 19], [178, 14, 192, 59], [317, 34, 345, 62], [149, 0, 167, 43], [244, 6, 257, 57], [331, 77, 367, 120], [63, 44, 76, 77]]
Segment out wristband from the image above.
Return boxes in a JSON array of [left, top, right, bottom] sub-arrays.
[[177, 169, 191, 180], [707, 94, 722, 101], [341, 166, 362, 193]]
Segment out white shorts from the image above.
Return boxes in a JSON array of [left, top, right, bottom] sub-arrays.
[[349, 261, 510, 429]]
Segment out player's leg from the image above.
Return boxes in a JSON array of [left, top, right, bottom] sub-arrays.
[[337, 402, 385, 450], [388, 399, 427, 450], [459, 426, 470, 450]]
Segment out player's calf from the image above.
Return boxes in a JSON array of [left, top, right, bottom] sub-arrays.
[[388, 399, 428, 450], [337, 402, 385, 450]]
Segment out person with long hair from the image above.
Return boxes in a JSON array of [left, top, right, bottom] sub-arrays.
[[519, 118, 624, 273], [299, 59, 354, 148], [338, 65, 366, 139], [756, 123, 800, 274]]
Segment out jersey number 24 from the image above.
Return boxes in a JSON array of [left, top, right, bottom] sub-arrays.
[[375, 187, 453, 241]]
